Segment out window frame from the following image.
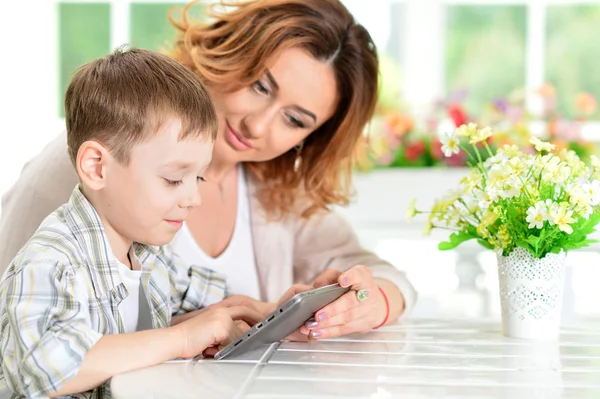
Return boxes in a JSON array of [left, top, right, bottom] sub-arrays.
[[54, 0, 600, 134]]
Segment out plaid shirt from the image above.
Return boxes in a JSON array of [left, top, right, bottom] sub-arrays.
[[0, 187, 227, 398]]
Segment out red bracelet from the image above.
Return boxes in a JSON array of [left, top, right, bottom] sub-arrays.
[[374, 286, 390, 329]]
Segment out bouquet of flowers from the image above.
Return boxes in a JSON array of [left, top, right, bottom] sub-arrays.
[[406, 123, 600, 339], [407, 123, 600, 258]]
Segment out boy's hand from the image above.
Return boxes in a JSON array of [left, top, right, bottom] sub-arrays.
[[173, 306, 263, 359], [216, 295, 276, 318]]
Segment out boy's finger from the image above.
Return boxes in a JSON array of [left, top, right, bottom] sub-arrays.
[[202, 347, 218, 358], [227, 306, 264, 326]]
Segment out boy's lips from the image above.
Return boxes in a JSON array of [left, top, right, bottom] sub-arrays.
[[165, 219, 184, 228]]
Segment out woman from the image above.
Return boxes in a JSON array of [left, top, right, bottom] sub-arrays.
[[0, 0, 416, 339]]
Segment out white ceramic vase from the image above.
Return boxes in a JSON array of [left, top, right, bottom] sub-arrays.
[[497, 247, 566, 340]]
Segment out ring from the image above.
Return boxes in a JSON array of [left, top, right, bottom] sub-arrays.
[[356, 289, 369, 303]]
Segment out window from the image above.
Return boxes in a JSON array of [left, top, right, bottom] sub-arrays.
[[48, 0, 600, 122], [445, 5, 527, 116], [546, 4, 600, 118], [58, 3, 110, 117], [129, 3, 205, 51], [55, 0, 400, 117], [57, 2, 204, 115]]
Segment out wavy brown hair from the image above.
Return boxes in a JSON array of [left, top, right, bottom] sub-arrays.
[[169, 0, 378, 217]]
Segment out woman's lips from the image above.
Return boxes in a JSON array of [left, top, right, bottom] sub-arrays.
[[225, 122, 252, 151]]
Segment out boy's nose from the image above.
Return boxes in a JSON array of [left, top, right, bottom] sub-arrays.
[[180, 186, 201, 209]]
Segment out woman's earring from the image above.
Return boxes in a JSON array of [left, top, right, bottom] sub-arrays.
[[293, 142, 303, 173]]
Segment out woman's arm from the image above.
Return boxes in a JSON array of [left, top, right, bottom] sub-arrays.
[[292, 208, 417, 319]]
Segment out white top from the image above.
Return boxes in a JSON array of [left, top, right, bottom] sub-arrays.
[[171, 165, 261, 299], [116, 249, 142, 333]]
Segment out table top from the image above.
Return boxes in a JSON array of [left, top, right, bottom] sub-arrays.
[[111, 318, 600, 398]]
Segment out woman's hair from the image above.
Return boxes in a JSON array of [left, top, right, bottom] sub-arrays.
[[169, 0, 379, 217]]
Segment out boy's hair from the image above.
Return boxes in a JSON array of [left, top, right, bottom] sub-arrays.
[[65, 46, 218, 166]]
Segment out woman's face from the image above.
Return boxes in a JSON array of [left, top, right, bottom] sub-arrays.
[[208, 47, 338, 167]]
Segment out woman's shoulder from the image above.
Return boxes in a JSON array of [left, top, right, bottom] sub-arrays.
[[21, 132, 73, 174], [0, 132, 77, 272], [3, 132, 76, 210]]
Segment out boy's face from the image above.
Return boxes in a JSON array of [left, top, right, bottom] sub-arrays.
[[101, 118, 213, 246]]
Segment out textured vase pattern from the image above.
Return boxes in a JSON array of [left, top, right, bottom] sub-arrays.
[[497, 247, 566, 340]]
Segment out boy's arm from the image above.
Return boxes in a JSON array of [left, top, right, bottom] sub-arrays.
[[50, 328, 181, 397], [0, 261, 104, 397], [0, 258, 255, 397], [163, 245, 228, 317]]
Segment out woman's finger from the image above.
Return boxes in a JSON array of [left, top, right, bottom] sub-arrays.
[[307, 303, 373, 330], [284, 330, 310, 342], [313, 268, 342, 288], [338, 265, 374, 290], [314, 285, 376, 323], [308, 319, 366, 339], [276, 284, 314, 306]]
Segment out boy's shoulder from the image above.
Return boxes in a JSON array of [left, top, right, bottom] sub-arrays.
[[8, 204, 85, 276]]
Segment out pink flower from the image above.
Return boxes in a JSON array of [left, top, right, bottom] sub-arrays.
[[447, 104, 468, 127], [405, 141, 426, 162], [444, 151, 467, 167], [575, 93, 597, 115]]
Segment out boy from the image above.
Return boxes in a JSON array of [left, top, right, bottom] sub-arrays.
[[0, 47, 261, 398]]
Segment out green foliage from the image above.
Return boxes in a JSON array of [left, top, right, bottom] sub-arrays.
[[422, 126, 600, 259]]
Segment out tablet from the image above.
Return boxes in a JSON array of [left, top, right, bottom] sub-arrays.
[[214, 283, 350, 360]]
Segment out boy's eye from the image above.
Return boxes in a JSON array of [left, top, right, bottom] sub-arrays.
[[164, 178, 183, 187], [197, 176, 207, 183]]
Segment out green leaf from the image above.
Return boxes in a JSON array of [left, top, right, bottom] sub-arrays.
[[438, 231, 476, 251], [516, 239, 532, 253], [477, 239, 494, 250], [527, 235, 540, 248]]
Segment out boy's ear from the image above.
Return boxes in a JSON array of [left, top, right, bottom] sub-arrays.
[[76, 141, 110, 191]]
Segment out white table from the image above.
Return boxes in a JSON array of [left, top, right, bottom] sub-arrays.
[[111, 319, 600, 398]]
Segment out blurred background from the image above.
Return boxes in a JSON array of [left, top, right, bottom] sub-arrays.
[[1, 0, 600, 320]]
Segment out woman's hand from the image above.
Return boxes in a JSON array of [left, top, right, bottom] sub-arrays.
[[273, 284, 315, 341], [302, 265, 398, 339]]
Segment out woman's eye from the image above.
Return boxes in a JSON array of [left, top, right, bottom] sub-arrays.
[[164, 179, 183, 187], [252, 81, 269, 95], [287, 115, 305, 129]]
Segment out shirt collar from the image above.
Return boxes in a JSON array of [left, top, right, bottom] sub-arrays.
[[63, 185, 124, 296]]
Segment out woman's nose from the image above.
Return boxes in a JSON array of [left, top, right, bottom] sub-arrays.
[[243, 109, 275, 139]]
